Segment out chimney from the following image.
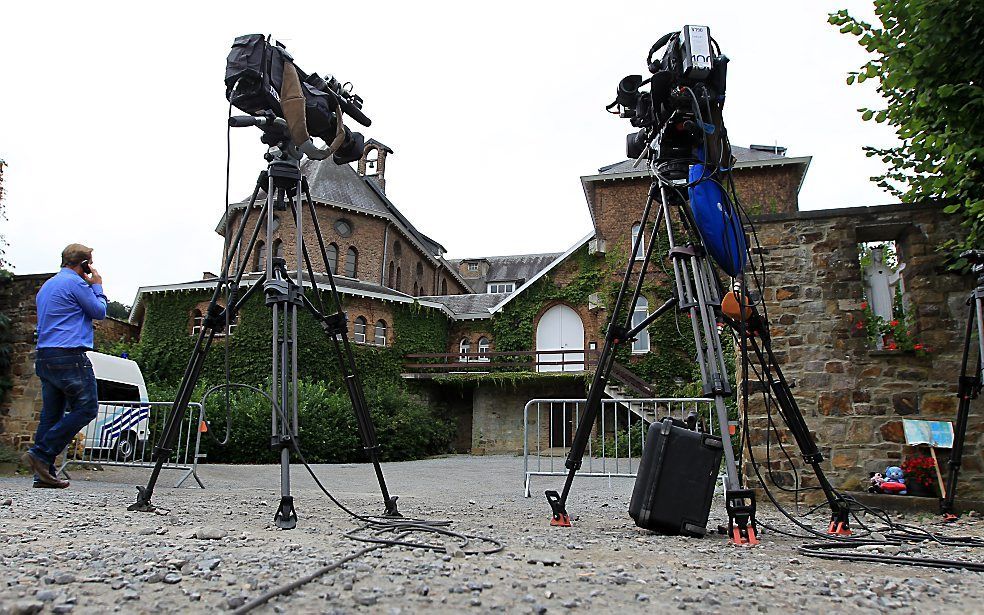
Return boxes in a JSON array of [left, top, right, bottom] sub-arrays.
[[357, 139, 394, 193]]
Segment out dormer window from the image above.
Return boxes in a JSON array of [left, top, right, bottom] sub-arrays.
[[468, 262, 479, 272], [487, 282, 515, 294]]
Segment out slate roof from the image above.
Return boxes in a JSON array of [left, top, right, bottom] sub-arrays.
[[417, 293, 510, 318], [128, 271, 452, 324], [217, 159, 448, 258], [447, 252, 562, 294], [596, 146, 795, 176], [213, 157, 471, 291]]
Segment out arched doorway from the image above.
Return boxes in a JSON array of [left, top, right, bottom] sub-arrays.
[[535, 304, 584, 372]]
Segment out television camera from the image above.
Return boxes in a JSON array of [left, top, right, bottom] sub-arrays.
[[608, 25, 730, 181], [224, 34, 370, 164]]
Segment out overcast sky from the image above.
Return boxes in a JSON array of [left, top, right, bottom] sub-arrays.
[[0, 1, 896, 305]]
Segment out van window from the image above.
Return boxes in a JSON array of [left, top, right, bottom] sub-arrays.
[[97, 380, 141, 403]]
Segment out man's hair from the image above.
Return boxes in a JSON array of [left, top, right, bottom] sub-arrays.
[[61, 243, 93, 268]]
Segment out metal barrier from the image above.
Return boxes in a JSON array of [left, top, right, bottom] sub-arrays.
[[58, 401, 206, 489], [523, 397, 716, 497]]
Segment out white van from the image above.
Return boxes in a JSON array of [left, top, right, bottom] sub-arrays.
[[79, 351, 151, 461]]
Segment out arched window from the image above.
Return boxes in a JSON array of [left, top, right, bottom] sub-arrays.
[[413, 282, 419, 296], [631, 296, 650, 353], [191, 309, 203, 336], [254, 241, 266, 272], [273, 238, 284, 259], [326, 243, 338, 274], [631, 223, 645, 260], [353, 316, 367, 344], [416, 261, 424, 278], [459, 338, 471, 362], [388, 261, 395, 288], [396, 267, 402, 292], [345, 247, 358, 278], [441, 279, 448, 295], [374, 320, 387, 347], [393, 241, 402, 257], [477, 336, 491, 362]]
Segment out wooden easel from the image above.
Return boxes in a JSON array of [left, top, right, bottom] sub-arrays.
[[928, 446, 947, 500]]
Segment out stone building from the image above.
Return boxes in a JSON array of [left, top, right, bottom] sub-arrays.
[[3, 138, 980, 503]]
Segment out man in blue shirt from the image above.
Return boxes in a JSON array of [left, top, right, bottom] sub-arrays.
[[21, 243, 107, 488]]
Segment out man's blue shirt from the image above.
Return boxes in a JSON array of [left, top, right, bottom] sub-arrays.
[[36, 268, 107, 349]]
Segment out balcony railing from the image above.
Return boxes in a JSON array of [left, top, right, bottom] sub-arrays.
[[402, 349, 657, 397], [403, 348, 590, 374]]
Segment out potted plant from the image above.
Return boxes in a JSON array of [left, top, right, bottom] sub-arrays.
[[901, 455, 938, 497]]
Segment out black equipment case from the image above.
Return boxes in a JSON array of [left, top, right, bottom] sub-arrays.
[[629, 417, 724, 537]]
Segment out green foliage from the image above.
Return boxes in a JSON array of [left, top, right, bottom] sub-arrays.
[[491, 245, 606, 355], [126, 290, 449, 387], [106, 301, 130, 320], [127, 289, 452, 463], [0, 441, 18, 463], [591, 420, 647, 458], [148, 379, 453, 464], [433, 371, 586, 389], [830, 3, 984, 256], [0, 270, 14, 399]]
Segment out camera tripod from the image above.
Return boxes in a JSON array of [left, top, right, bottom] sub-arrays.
[[128, 120, 400, 527], [941, 251, 984, 517], [545, 171, 854, 543]]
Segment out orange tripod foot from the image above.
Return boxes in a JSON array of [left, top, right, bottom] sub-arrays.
[[550, 513, 572, 527]]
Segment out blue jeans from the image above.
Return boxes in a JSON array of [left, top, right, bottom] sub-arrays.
[[29, 348, 99, 467]]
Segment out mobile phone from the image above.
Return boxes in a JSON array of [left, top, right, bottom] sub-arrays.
[[81, 260, 92, 275]]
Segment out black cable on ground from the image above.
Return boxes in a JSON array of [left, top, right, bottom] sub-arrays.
[[218, 384, 503, 613], [232, 545, 383, 615], [797, 540, 984, 572]]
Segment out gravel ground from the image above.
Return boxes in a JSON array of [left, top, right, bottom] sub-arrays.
[[1, 455, 983, 614]]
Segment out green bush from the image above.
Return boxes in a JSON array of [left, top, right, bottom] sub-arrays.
[[591, 421, 647, 458], [147, 379, 453, 464], [0, 441, 19, 463]]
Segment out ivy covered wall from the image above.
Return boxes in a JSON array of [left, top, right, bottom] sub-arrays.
[[108, 290, 449, 390], [487, 241, 703, 397]]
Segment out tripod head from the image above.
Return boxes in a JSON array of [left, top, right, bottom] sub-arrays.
[[961, 250, 984, 285]]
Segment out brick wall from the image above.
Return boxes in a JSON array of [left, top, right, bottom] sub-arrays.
[[228, 203, 468, 295], [742, 203, 982, 499], [343, 296, 396, 347]]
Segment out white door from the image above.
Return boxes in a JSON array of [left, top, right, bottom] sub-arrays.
[[536, 304, 585, 372]]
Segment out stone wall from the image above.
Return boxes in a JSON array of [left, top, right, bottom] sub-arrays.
[[471, 379, 586, 454], [742, 202, 982, 499], [0, 273, 51, 448], [0, 273, 141, 447]]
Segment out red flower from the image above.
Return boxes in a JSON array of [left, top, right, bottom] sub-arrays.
[[890, 319, 899, 327], [861, 301, 868, 310], [914, 344, 923, 350], [886, 342, 898, 350]]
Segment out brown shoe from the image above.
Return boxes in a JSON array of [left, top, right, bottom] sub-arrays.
[[21, 452, 70, 488]]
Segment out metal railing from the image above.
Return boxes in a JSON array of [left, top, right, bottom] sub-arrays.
[[58, 401, 206, 489], [403, 348, 590, 373], [523, 397, 716, 497]]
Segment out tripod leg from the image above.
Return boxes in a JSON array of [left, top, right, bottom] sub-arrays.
[[129, 179, 268, 512], [298, 181, 400, 517], [942, 293, 982, 517], [546, 183, 665, 525]]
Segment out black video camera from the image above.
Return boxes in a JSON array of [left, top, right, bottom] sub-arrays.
[[609, 25, 729, 179], [224, 34, 369, 164]]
